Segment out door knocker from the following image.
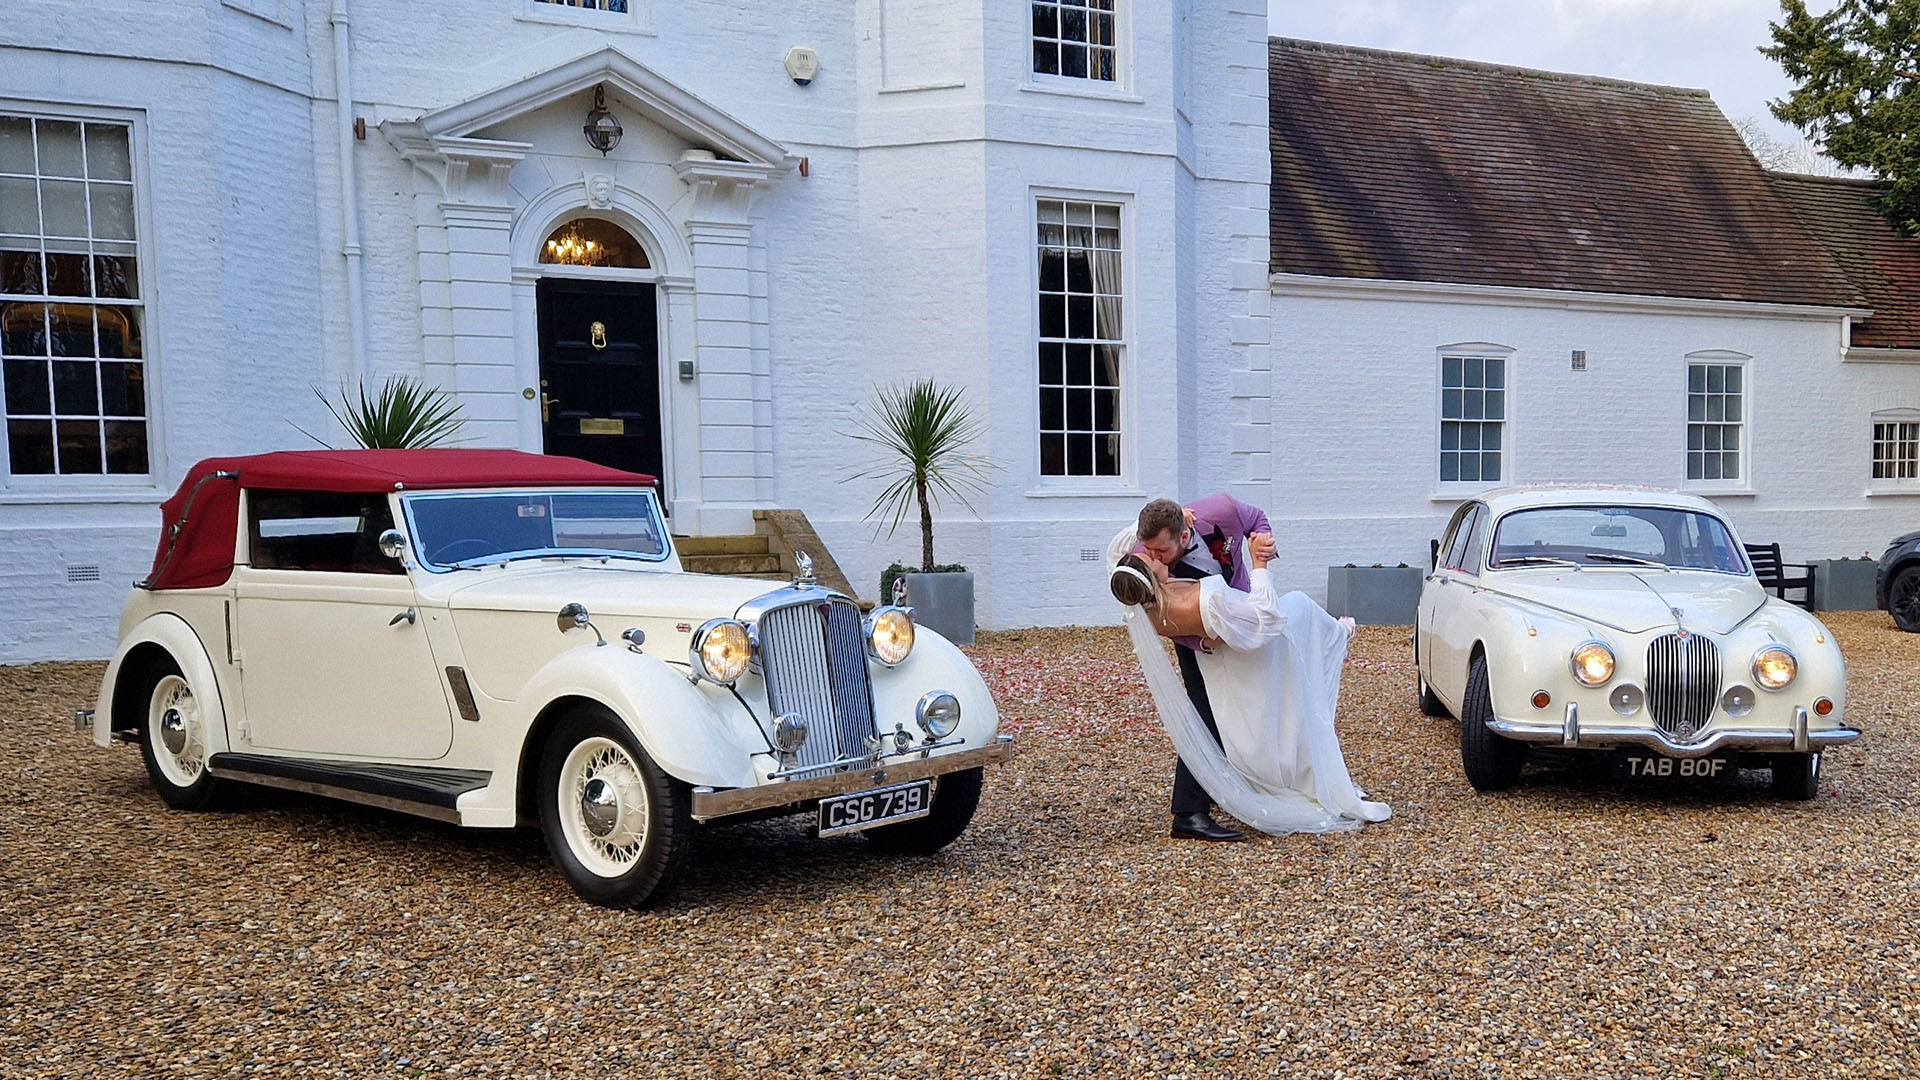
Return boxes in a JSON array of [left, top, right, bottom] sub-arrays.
[[589, 321, 608, 350]]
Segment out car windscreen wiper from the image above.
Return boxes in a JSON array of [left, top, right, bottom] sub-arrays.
[[1583, 552, 1669, 570], [1494, 555, 1580, 568]]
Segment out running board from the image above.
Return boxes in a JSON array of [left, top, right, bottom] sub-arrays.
[[206, 754, 491, 824]]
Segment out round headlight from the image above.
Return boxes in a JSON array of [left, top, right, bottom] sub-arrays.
[[915, 690, 961, 738], [867, 607, 916, 666], [690, 618, 751, 684], [1753, 646, 1797, 691], [1571, 641, 1615, 687]]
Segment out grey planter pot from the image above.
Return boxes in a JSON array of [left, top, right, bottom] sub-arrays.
[[1327, 565, 1423, 626], [904, 571, 975, 645], [1809, 558, 1878, 611]]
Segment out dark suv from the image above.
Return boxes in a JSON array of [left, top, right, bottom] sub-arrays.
[[1878, 530, 1920, 633]]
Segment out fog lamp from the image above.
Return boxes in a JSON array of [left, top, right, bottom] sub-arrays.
[[690, 618, 751, 684], [1721, 685, 1756, 718], [773, 712, 809, 754], [1609, 684, 1644, 717], [1753, 646, 1797, 691], [867, 606, 916, 666], [916, 690, 961, 738], [1571, 641, 1615, 687]]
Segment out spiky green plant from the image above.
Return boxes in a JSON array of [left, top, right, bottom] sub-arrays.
[[296, 377, 467, 450], [846, 378, 990, 572]]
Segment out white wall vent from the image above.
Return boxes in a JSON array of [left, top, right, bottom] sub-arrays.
[[66, 565, 103, 584]]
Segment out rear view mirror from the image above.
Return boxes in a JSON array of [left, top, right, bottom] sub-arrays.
[[377, 529, 408, 560]]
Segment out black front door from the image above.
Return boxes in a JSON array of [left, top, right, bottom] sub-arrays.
[[535, 277, 663, 479]]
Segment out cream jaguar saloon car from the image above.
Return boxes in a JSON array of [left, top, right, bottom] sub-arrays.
[[89, 450, 1010, 907], [1415, 488, 1856, 799]]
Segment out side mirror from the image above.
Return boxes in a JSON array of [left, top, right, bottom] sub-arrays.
[[378, 529, 408, 560]]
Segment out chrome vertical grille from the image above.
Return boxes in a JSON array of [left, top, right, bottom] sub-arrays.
[[757, 597, 877, 776], [1646, 633, 1720, 743]]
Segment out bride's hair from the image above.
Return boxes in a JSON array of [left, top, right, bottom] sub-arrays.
[[1109, 554, 1163, 609]]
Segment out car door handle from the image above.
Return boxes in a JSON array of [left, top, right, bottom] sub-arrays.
[[389, 608, 417, 627]]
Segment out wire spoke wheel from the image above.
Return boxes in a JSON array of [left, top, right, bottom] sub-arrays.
[[146, 673, 206, 788], [557, 737, 652, 877]]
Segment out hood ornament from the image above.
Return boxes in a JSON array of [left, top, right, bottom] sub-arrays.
[[792, 549, 816, 587], [1671, 605, 1690, 640]]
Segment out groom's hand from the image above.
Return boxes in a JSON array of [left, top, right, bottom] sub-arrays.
[[1250, 532, 1276, 570]]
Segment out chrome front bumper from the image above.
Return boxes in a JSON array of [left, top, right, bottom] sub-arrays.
[[690, 735, 1014, 820], [1488, 704, 1860, 758]]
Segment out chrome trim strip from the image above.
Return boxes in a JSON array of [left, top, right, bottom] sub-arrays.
[[691, 736, 1014, 821], [205, 766, 464, 823], [1486, 717, 1859, 757]]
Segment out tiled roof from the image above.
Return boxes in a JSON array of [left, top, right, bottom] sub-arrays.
[[1770, 174, 1920, 349], [1268, 39, 1865, 310]]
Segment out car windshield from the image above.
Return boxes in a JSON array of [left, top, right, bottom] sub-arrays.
[[402, 488, 669, 570], [1489, 505, 1747, 573]]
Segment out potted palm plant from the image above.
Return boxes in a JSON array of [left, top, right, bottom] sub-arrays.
[[296, 377, 467, 449], [847, 379, 989, 644]]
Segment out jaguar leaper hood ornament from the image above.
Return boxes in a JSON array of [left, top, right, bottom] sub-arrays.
[[793, 549, 816, 587]]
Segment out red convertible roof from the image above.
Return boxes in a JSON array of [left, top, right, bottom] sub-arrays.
[[145, 450, 657, 591]]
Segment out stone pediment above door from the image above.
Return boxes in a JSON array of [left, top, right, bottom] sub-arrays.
[[380, 45, 796, 207]]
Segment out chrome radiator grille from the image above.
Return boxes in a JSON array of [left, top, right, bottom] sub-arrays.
[[758, 597, 877, 775], [1646, 633, 1721, 742]]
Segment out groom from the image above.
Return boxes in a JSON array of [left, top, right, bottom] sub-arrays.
[[1135, 494, 1276, 842]]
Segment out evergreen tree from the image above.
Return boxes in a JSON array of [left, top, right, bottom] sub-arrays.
[[1762, 0, 1920, 233]]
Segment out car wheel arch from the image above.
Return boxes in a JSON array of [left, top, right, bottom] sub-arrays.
[[102, 613, 230, 748], [515, 693, 627, 826]]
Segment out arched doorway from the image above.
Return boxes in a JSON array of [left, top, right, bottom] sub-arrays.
[[533, 216, 663, 479]]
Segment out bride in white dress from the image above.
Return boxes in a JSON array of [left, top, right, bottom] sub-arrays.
[[1106, 527, 1391, 835]]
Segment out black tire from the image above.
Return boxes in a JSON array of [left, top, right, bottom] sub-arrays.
[[537, 706, 693, 909], [1770, 753, 1822, 801], [1889, 566, 1920, 633], [134, 655, 229, 811], [861, 767, 984, 854], [1460, 655, 1524, 791]]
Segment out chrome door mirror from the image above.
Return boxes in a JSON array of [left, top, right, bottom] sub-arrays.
[[378, 529, 408, 560]]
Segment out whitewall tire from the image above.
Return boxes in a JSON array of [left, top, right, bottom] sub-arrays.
[[137, 659, 227, 811], [538, 706, 692, 908]]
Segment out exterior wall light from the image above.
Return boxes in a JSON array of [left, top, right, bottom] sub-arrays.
[[583, 85, 622, 156]]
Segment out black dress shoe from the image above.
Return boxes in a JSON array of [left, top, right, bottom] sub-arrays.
[[1170, 811, 1244, 842]]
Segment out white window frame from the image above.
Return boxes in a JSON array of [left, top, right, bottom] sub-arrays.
[[1026, 0, 1136, 100], [1683, 350, 1750, 494], [1433, 342, 1513, 497], [1029, 188, 1133, 493], [515, 0, 654, 35], [0, 100, 162, 497], [1869, 407, 1920, 494]]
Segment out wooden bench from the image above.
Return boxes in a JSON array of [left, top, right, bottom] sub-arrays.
[[1744, 542, 1817, 611]]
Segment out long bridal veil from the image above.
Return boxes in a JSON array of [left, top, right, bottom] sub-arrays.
[[1105, 527, 1362, 835]]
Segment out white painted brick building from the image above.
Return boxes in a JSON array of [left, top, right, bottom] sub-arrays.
[[1, 11, 1913, 664]]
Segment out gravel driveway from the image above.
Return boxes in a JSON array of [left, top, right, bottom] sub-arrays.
[[4, 611, 1916, 1079]]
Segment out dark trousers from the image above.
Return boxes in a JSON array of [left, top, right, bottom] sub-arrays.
[[1170, 642, 1227, 816]]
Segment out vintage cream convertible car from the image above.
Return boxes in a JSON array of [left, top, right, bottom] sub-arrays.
[[1415, 488, 1857, 799], [90, 450, 1010, 907]]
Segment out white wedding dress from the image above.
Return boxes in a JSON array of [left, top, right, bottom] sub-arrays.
[[1107, 528, 1391, 835]]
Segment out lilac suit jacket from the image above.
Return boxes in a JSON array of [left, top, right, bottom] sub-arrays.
[[1137, 492, 1272, 652]]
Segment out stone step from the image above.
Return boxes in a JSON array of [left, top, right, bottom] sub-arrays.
[[675, 534, 770, 556], [682, 553, 784, 576]]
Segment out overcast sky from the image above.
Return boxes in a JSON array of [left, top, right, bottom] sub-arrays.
[[1268, 0, 1832, 144]]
